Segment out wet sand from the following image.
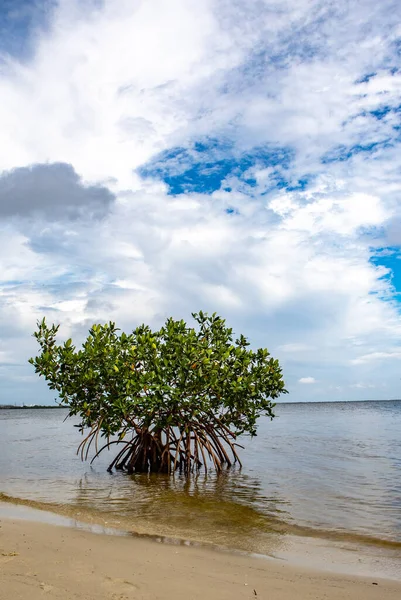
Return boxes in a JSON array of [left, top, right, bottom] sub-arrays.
[[1, 516, 401, 600]]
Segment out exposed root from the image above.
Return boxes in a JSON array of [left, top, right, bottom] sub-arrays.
[[78, 419, 242, 475]]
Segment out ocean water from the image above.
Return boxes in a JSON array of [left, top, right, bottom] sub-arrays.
[[1, 400, 401, 575]]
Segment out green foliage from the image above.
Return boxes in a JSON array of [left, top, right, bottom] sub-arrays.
[[29, 312, 287, 474]]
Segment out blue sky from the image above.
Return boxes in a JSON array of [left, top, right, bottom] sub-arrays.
[[0, 1, 55, 59], [0, 0, 401, 404]]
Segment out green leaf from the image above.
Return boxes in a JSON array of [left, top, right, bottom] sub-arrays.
[[28, 311, 286, 475]]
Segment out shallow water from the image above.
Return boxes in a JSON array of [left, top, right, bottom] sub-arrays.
[[1, 401, 401, 568]]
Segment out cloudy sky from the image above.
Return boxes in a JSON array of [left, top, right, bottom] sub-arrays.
[[0, 0, 401, 404]]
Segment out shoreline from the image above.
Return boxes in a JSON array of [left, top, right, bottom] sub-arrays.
[[2, 489, 401, 551], [1, 511, 401, 600], [2, 497, 401, 583]]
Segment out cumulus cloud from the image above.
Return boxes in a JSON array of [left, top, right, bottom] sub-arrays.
[[0, 0, 400, 403], [298, 377, 316, 384], [0, 162, 114, 220]]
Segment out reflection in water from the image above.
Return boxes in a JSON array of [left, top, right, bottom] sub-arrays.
[[72, 470, 290, 554]]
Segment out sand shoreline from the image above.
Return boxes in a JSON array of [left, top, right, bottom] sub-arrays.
[[1, 498, 401, 583], [1, 515, 401, 600]]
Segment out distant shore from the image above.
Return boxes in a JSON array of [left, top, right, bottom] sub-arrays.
[[1, 514, 400, 600], [0, 404, 65, 409], [1, 399, 400, 410]]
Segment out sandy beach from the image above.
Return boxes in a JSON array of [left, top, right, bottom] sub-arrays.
[[1, 516, 400, 600]]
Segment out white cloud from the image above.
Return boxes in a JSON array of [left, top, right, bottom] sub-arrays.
[[0, 0, 400, 403], [351, 351, 401, 365], [278, 343, 315, 353], [274, 191, 386, 236], [0, 350, 14, 364], [298, 377, 316, 384], [350, 382, 377, 389]]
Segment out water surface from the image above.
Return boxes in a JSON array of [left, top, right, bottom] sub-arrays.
[[1, 401, 401, 575]]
